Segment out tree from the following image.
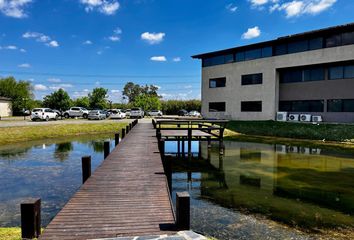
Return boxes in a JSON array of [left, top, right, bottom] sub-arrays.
[[73, 96, 90, 108], [134, 94, 161, 111], [123, 82, 160, 103], [0, 76, 34, 115], [43, 89, 72, 111], [89, 87, 108, 109]]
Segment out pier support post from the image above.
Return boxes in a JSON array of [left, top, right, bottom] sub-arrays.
[[176, 192, 190, 230], [126, 125, 129, 134], [182, 139, 185, 157], [82, 155, 91, 183], [187, 128, 192, 157], [121, 128, 126, 139], [21, 198, 41, 239], [115, 133, 120, 146], [104, 141, 110, 159], [159, 139, 165, 158], [129, 123, 132, 130]]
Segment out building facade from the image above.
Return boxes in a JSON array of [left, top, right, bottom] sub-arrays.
[[0, 97, 12, 117], [192, 23, 354, 123]]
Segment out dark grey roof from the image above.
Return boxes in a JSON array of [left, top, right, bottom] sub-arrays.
[[192, 22, 354, 59]]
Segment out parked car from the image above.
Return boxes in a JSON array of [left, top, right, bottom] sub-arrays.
[[64, 107, 89, 119], [130, 108, 144, 118], [110, 109, 126, 119], [102, 110, 111, 118], [147, 110, 163, 117], [125, 109, 131, 118], [178, 109, 188, 116], [188, 110, 201, 117], [31, 108, 58, 121], [88, 110, 106, 120], [52, 109, 64, 117]]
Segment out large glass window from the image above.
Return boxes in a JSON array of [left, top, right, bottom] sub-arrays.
[[245, 48, 262, 61], [309, 38, 323, 50], [275, 44, 287, 56], [262, 47, 273, 57], [328, 99, 354, 112], [344, 65, 354, 79], [209, 102, 226, 112], [241, 73, 263, 85], [325, 34, 342, 47], [279, 100, 324, 112], [235, 52, 245, 62], [241, 101, 262, 112], [209, 77, 226, 88], [342, 32, 354, 45], [280, 69, 303, 83], [288, 40, 308, 53], [303, 67, 325, 81], [224, 54, 234, 63], [329, 66, 344, 79]]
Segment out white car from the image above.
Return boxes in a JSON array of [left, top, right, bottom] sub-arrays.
[[64, 107, 89, 119], [88, 110, 106, 120], [125, 109, 131, 118], [147, 110, 163, 117], [130, 108, 144, 119], [110, 109, 126, 119], [188, 111, 201, 117], [31, 108, 58, 121]]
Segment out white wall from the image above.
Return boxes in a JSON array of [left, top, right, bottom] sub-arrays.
[[0, 101, 12, 117]]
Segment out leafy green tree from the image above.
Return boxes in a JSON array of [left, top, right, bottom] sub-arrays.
[[0, 76, 34, 115], [43, 89, 72, 111], [161, 99, 201, 114], [134, 94, 161, 111], [89, 87, 108, 109], [123, 82, 160, 103], [73, 96, 90, 108]]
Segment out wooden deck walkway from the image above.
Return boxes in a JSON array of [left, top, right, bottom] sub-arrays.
[[39, 122, 176, 240]]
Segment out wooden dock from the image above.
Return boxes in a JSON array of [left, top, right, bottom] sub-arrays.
[[39, 122, 176, 240]]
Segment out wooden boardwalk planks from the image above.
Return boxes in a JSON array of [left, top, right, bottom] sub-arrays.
[[39, 122, 176, 240]]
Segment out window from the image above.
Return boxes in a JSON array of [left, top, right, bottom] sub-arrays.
[[262, 47, 273, 57], [288, 40, 308, 54], [202, 55, 234, 67], [329, 66, 344, 79], [344, 65, 354, 79], [245, 48, 262, 61], [209, 77, 226, 88], [342, 32, 354, 45], [275, 44, 287, 55], [241, 101, 262, 112], [309, 38, 323, 50], [209, 102, 225, 112], [328, 99, 354, 112], [224, 54, 234, 63], [325, 34, 342, 47], [280, 69, 303, 83], [303, 67, 324, 81], [279, 100, 324, 112], [235, 52, 245, 62], [241, 73, 263, 85]]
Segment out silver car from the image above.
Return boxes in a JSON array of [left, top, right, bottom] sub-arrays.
[[88, 110, 106, 120]]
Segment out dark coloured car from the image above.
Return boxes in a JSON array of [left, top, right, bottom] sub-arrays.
[[178, 109, 188, 116]]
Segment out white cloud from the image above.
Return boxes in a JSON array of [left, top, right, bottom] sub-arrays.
[[47, 78, 61, 83], [173, 57, 181, 62], [226, 3, 238, 12], [0, 0, 33, 18], [113, 27, 122, 35], [107, 27, 122, 42], [20, 48, 26, 52], [18, 63, 31, 68], [249, 0, 271, 6], [80, 0, 120, 15], [242, 26, 261, 39], [111, 89, 120, 93], [34, 84, 47, 91], [184, 85, 193, 89], [4, 45, 17, 50], [268, 0, 336, 18], [22, 31, 59, 47], [97, 50, 103, 55], [108, 36, 120, 41], [150, 56, 167, 62], [49, 84, 73, 90], [83, 40, 93, 45], [141, 32, 165, 45]]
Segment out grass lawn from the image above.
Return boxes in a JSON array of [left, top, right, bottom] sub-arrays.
[[0, 228, 21, 240], [0, 122, 128, 145]]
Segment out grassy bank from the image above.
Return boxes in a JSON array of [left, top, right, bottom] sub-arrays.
[[0, 122, 127, 145], [226, 120, 354, 142], [0, 228, 21, 240]]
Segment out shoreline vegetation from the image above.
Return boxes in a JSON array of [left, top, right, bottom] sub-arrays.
[[0, 122, 128, 145]]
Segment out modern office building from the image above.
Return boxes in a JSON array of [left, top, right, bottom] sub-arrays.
[[0, 97, 12, 117], [192, 23, 354, 123]]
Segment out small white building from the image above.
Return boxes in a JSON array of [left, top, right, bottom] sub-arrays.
[[0, 97, 12, 117]]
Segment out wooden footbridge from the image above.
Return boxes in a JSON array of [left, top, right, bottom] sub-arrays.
[[20, 119, 228, 239]]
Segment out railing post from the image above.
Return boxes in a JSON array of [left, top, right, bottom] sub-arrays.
[[21, 198, 41, 239], [82, 155, 91, 183], [126, 125, 129, 134], [159, 139, 165, 157], [104, 141, 110, 159], [122, 128, 126, 138], [115, 133, 120, 146], [176, 192, 190, 230], [187, 128, 192, 157], [129, 123, 132, 130]]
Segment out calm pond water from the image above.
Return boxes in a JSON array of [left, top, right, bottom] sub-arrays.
[[0, 137, 354, 239]]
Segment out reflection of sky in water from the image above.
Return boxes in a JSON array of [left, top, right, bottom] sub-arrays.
[[0, 136, 115, 227]]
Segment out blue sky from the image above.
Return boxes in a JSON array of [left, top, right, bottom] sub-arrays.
[[0, 0, 353, 102]]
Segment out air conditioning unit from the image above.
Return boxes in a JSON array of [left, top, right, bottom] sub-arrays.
[[312, 115, 323, 122], [300, 114, 312, 122], [275, 144, 287, 154], [310, 148, 321, 155], [299, 147, 310, 154], [288, 146, 298, 153], [288, 114, 300, 121], [276, 112, 288, 121]]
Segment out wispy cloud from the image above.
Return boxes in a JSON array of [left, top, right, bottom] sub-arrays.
[[150, 56, 167, 62], [18, 63, 31, 68], [0, 0, 33, 18], [80, 0, 120, 15], [173, 57, 181, 62], [226, 3, 238, 12], [83, 40, 93, 45], [34, 84, 47, 91], [107, 27, 122, 42], [22, 32, 60, 48], [47, 78, 62, 83], [49, 84, 73, 90], [242, 26, 261, 39], [141, 32, 165, 45]]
